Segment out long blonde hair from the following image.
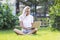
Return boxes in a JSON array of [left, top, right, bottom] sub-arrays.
[[19, 6, 30, 21]]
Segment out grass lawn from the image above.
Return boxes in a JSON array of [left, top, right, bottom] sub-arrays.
[[0, 28, 60, 40]]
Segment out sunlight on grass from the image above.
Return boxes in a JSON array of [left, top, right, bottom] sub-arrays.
[[0, 29, 60, 40]]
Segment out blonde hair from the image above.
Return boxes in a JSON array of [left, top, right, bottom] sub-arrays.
[[23, 6, 30, 14], [19, 6, 30, 20]]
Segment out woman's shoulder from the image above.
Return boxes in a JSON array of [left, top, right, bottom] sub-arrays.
[[18, 15, 22, 19], [29, 15, 33, 18]]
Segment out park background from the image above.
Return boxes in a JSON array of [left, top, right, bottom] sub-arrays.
[[0, 0, 60, 40]]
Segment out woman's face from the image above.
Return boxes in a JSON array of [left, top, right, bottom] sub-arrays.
[[25, 8, 30, 16]]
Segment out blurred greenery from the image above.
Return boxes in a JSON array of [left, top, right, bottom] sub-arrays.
[[0, 0, 60, 40], [0, 2, 19, 29], [0, 28, 60, 40], [0, 0, 60, 31], [49, 0, 60, 30]]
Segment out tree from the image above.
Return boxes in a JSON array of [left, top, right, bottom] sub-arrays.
[[19, 0, 49, 17], [49, 0, 60, 30], [0, 2, 18, 29]]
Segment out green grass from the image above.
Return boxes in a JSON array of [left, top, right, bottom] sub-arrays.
[[0, 29, 60, 40]]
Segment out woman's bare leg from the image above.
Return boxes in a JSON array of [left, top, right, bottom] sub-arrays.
[[13, 28, 24, 35]]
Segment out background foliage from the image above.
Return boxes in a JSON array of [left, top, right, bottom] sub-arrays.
[[0, 2, 19, 29], [49, 0, 60, 30]]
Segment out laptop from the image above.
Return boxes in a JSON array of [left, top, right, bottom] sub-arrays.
[[32, 21, 40, 28]]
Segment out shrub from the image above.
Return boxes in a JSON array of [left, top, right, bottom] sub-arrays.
[[49, 0, 60, 30], [0, 2, 19, 29]]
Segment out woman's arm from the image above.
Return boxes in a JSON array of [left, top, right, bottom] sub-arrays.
[[20, 21, 33, 30], [27, 23, 34, 30], [20, 21, 26, 29], [20, 21, 29, 29], [31, 23, 35, 29]]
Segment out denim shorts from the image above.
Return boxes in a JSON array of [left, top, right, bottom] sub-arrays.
[[22, 29, 31, 34]]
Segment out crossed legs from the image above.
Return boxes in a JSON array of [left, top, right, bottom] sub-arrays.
[[13, 28, 24, 35], [13, 28, 37, 35]]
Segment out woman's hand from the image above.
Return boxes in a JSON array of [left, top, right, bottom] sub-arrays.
[[23, 27, 33, 30], [23, 27, 31, 30]]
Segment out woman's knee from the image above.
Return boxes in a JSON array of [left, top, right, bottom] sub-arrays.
[[34, 28, 38, 31], [32, 28, 38, 34], [13, 28, 18, 32]]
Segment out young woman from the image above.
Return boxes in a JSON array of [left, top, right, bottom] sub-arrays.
[[14, 6, 37, 35]]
